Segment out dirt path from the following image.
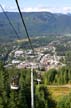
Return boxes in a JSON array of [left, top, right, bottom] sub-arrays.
[[47, 84, 71, 88]]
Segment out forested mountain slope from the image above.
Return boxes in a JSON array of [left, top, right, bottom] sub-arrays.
[[0, 12, 71, 42]]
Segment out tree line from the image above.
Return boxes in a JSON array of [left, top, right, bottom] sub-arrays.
[[42, 66, 71, 85], [0, 61, 56, 108], [0, 61, 71, 108]]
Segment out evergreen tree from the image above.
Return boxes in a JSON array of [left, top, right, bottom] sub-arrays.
[[64, 69, 69, 84], [35, 85, 56, 108]]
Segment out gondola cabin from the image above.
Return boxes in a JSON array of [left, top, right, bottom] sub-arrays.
[[10, 75, 19, 90]]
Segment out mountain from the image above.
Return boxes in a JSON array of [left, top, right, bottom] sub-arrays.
[[0, 12, 71, 42]]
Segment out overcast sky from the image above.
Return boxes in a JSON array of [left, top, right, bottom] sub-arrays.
[[0, 0, 71, 13]]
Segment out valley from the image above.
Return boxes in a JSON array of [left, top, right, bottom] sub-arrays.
[[0, 12, 71, 108]]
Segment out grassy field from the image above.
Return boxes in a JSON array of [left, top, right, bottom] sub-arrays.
[[48, 86, 71, 102]]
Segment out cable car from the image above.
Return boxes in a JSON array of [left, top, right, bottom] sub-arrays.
[[10, 75, 19, 90], [36, 78, 41, 84], [35, 69, 42, 84]]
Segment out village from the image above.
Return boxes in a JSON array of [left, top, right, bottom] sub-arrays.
[[4, 43, 66, 71]]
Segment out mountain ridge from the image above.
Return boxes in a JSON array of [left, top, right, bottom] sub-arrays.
[[0, 12, 71, 42]]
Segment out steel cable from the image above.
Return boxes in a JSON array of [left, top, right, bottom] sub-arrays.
[[0, 4, 20, 40], [15, 0, 35, 55]]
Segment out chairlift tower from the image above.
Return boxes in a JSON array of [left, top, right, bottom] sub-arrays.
[[31, 66, 34, 108]]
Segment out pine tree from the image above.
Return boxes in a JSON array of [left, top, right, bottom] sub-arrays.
[[35, 85, 56, 108]]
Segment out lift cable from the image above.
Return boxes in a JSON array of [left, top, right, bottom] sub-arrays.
[[0, 4, 20, 40], [15, 1, 36, 108], [0, 4, 34, 63], [15, 0, 35, 55]]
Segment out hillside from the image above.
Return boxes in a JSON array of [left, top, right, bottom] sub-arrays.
[[0, 12, 71, 42]]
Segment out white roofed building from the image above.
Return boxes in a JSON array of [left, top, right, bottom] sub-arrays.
[[15, 50, 24, 57], [12, 60, 21, 64]]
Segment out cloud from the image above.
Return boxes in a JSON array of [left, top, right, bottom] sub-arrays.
[[21, 7, 55, 13], [62, 7, 71, 13], [0, 5, 71, 14], [20, 7, 71, 14], [0, 5, 18, 12]]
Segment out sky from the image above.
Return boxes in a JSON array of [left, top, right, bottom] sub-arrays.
[[0, 0, 71, 13]]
